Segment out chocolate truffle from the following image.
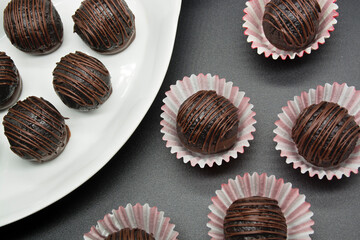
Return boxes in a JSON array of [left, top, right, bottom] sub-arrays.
[[176, 90, 239, 154], [292, 101, 360, 168], [72, 0, 136, 54], [3, 0, 64, 55], [53, 51, 112, 111], [105, 228, 155, 240], [3, 96, 70, 162], [224, 196, 287, 240], [262, 0, 321, 51], [0, 52, 22, 110]]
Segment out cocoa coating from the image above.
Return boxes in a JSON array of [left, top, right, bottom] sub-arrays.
[[0, 52, 22, 110], [105, 228, 155, 240], [176, 90, 239, 154], [3, 96, 70, 162], [72, 0, 136, 54], [224, 196, 287, 240], [292, 101, 360, 167], [3, 0, 63, 55], [53, 51, 112, 111], [262, 0, 321, 51]]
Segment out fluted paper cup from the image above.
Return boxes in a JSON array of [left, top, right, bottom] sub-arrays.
[[160, 73, 256, 168], [84, 203, 179, 240], [243, 0, 339, 60], [274, 82, 360, 180], [207, 172, 314, 240]]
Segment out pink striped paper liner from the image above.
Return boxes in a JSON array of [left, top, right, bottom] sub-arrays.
[[274, 82, 360, 180], [243, 0, 339, 60], [83, 203, 179, 240], [207, 172, 314, 240], [160, 73, 256, 168]]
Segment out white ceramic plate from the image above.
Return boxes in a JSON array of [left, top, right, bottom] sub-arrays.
[[0, 0, 181, 226]]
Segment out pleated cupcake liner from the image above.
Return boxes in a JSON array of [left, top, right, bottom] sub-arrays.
[[207, 172, 314, 240], [160, 73, 256, 168], [274, 82, 360, 180], [243, 0, 339, 60], [83, 203, 179, 240]]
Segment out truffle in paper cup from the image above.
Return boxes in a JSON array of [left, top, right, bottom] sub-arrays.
[[207, 172, 314, 240], [160, 73, 256, 168], [243, 0, 339, 60], [274, 82, 360, 180], [84, 203, 179, 240]]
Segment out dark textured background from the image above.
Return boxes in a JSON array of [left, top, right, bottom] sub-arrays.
[[1, 0, 359, 239]]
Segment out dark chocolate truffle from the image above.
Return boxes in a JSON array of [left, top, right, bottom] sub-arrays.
[[262, 0, 321, 51], [3, 96, 70, 162], [176, 90, 239, 154], [224, 196, 287, 240], [105, 228, 155, 240], [0, 52, 22, 110], [72, 0, 136, 54], [3, 0, 64, 55], [53, 51, 112, 111], [292, 101, 360, 168]]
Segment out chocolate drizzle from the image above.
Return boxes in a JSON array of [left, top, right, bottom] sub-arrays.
[[263, 0, 321, 51], [72, 0, 136, 54], [0, 52, 22, 110], [3, 0, 64, 55], [224, 196, 287, 240], [105, 228, 155, 240], [176, 90, 239, 154], [3, 96, 70, 162], [292, 101, 360, 167], [53, 51, 112, 111]]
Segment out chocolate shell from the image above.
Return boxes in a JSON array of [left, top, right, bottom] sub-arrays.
[[3, 0, 63, 55], [224, 196, 287, 240], [53, 51, 112, 111], [292, 101, 360, 168], [176, 90, 239, 154], [72, 0, 136, 54], [3, 96, 70, 162], [105, 228, 155, 240], [0, 52, 22, 110], [262, 0, 321, 51]]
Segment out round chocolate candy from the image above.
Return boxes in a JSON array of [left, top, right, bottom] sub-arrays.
[[176, 90, 239, 154], [53, 51, 112, 111], [3, 96, 70, 162], [3, 0, 63, 55], [224, 196, 287, 240], [262, 0, 321, 51], [292, 101, 360, 168], [0, 52, 22, 110], [105, 228, 155, 240], [72, 0, 136, 54]]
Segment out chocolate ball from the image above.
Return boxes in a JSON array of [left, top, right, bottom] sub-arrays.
[[72, 0, 136, 54], [0, 52, 22, 110], [3, 96, 70, 162], [105, 228, 155, 240], [53, 51, 112, 111], [262, 0, 321, 51], [224, 196, 287, 240], [292, 101, 360, 168], [3, 0, 63, 55], [176, 90, 239, 154]]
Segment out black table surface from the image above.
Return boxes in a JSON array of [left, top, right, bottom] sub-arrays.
[[1, 0, 359, 239]]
